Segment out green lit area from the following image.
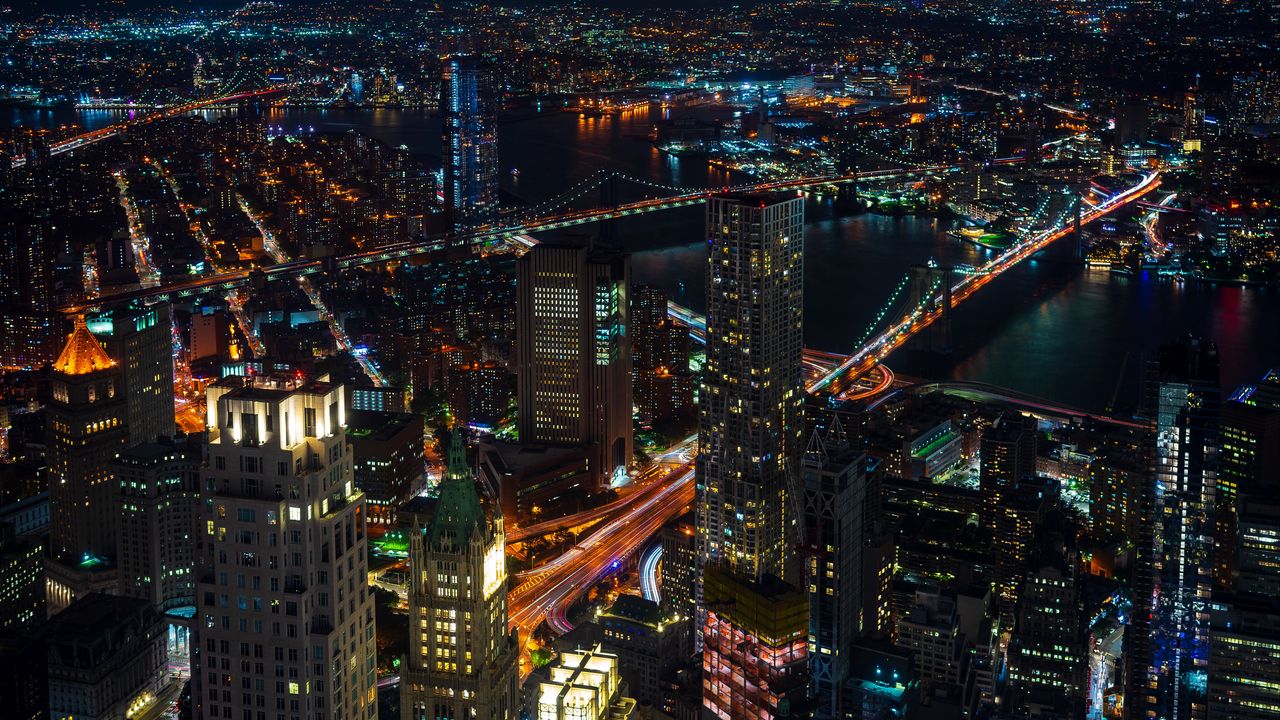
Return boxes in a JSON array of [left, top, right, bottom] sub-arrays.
[[912, 430, 957, 459], [79, 553, 108, 569], [371, 531, 410, 558]]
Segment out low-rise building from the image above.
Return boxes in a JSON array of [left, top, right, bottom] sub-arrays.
[[45, 593, 167, 720]]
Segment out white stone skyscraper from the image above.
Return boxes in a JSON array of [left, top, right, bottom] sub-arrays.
[[193, 375, 376, 720]]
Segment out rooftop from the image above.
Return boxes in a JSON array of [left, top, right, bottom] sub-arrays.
[[53, 318, 115, 376]]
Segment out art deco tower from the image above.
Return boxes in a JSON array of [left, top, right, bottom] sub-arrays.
[[45, 319, 129, 614], [401, 429, 519, 720]]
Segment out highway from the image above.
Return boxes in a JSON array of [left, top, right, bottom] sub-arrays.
[[639, 544, 662, 604], [507, 465, 695, 664]]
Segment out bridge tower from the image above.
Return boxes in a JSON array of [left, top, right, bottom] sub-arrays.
[[1072, 193, 1085, 260], [834, 168, 861, 212], [598, 172, 620, 245], [907, 264, 953, 354]]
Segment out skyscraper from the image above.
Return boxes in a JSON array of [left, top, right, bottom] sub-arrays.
[[698, 192, 806, 720], [440, 54, 499, 233], [112, 438, 200, 613], [801, 413, 866, 719], [45, 319, 129, 614], [516, 239, 632, 487], [1142, 337, 1220, 720], [632, 284, 695, 426], [1005, 511, 1084, 717], [1206, 372, 1280, 720], [193, 375, 377, 720], [400, 429, 519, 720], [979, 412, 1038, 530], [697, 191, 805, 583], [1215, 369, 1280, 589], [0, 210, 60, 369], [86, 304, 176, 445]]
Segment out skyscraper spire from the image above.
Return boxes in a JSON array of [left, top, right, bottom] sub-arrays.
[[445, 425, 470, 482]]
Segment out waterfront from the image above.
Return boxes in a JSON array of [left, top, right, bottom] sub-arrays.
[[11, 104, 1280, 411]]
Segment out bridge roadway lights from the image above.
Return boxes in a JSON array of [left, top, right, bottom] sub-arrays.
[[70, 166, 952, 312]]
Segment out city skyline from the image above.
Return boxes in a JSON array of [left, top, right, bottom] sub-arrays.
[[1, 2, 1279, 720]]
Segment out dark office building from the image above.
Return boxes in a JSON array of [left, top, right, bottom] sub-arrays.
[[86, 304, 176, 445], [632, 285, 695, 426], [44, 594, 167, 720], [348, 409, 425, 529]]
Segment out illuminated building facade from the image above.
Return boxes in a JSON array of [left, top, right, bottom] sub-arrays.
[[993, 480, 1057, 615], [0, 522, 43, 630], [1144, 337, 1220, 720], [698, 192, 806, 720], [440, 54, 499, 232], [697, 191, 805, 583], [401, 429, 519, 720], [516, 240, 632, 486], [193, 375, 377, 720], [895, 589, 963, 693], [801, 413, 866, 719], [978, 412, 1037, 530], [702, 567, 808, 720], [536, 645, 635, 720], [1005, 513, 1084, 717], [1207, 496, 1280, 720], [1215, 370, 1280, 590], [1206, 373, 1280, 720], [45, 319, 128, 615]]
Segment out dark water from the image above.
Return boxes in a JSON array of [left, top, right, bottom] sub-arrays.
[[13, 105, 1280, 411]]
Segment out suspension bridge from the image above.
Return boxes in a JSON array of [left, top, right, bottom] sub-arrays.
[[12, 79, 288, 169], [41, 90, 1159, 394]]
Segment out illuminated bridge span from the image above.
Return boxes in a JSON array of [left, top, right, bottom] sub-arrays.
[[809, 170, 1163, 396], [66, 163, 965, 315], [12, 86, 287, 169]]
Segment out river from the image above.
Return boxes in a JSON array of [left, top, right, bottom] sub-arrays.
[[11, 104, 1280, 412]]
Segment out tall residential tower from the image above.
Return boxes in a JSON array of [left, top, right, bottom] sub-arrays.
[[697, 192, 807, 720], [193, 375, 377, 720], [440, 54, 499, 232], [697, 192, 805, 582]]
